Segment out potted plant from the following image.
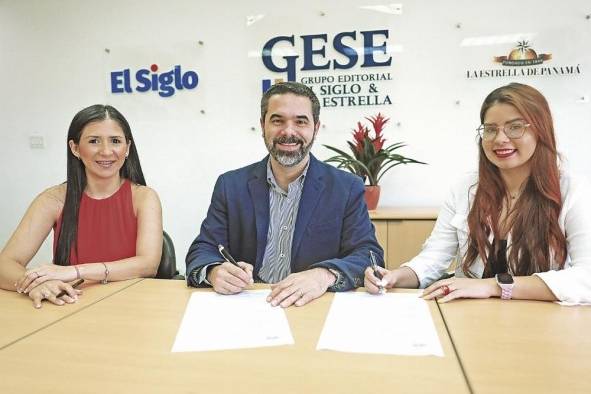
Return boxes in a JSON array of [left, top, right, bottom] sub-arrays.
[[323, 113, 426, 210]]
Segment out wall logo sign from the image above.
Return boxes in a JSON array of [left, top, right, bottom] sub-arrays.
[[467, 41, 581, 79], [494, 41, 551, 66], [110, 64, 199, 98], [260, 30, 393, 108]]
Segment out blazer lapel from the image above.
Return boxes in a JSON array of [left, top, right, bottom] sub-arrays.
[[291, 155, 325, 262], [248, 157, 270, 269]]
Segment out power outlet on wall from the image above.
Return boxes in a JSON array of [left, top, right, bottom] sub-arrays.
[[29, 135, 45, 149]]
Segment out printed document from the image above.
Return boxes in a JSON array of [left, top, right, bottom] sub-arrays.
[[172, 290, 294, 352], [316, 292, 444, 356]]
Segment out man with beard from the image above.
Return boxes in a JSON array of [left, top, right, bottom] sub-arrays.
[[186, 82, 383, 307]]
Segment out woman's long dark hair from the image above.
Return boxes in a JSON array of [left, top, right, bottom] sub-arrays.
[[463, 83, 566, 276], [54, 105, 146, 265]]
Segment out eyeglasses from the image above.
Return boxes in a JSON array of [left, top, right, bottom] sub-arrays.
[[476, 121, 531, 141]]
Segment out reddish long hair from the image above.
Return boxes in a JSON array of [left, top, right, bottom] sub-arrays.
[[463, 83, 566, 276]]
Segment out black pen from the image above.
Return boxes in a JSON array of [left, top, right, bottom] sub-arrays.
[[369, 250, 384, 292], [56, 278, 84, 298], [218, 244, 240, 267]]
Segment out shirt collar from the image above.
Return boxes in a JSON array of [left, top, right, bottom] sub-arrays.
[[266, 157, 310, 194]]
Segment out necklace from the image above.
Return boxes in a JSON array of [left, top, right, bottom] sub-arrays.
[[509, 187, 524, 200]]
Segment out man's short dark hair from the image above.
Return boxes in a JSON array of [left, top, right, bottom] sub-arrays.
[[260, 82, 320, 124]]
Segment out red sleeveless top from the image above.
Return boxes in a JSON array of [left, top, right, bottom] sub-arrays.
[[53, 179, 137, 265]]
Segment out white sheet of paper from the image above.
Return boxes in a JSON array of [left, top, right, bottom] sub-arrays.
[[556, 301, 591, 306], [171, 290, 294, 352], [316, 292, 444, 356]]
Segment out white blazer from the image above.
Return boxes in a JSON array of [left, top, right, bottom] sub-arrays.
[[403, 171, 591, 303]]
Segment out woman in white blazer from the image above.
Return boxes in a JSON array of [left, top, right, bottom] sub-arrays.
[[365, 83, 591, 303]]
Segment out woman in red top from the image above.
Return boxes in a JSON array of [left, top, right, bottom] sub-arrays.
[[0, 105, 162, 308]]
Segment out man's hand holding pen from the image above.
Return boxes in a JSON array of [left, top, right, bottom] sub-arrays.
[[207, 262, 254, 294], [207, 244, 254, 295]]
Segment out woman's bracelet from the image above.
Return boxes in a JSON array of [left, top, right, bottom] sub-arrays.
[[74, 265, 81, 280], [101, 263, 109, 284]]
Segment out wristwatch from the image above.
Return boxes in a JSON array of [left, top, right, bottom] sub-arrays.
[[495, 273, 514, 300], [327, 268, 345, 291]]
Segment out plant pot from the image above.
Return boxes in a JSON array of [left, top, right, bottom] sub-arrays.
[[364, 185, 381, 210]]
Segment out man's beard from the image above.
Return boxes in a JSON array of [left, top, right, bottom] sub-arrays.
[[265, 134, 314, 167]]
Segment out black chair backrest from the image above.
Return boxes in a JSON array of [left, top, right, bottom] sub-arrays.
[[155, 231, 177, 279]]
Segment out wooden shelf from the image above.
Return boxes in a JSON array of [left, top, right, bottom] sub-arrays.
[[370, 207, 439, 270], [369, 207, 439, 220]]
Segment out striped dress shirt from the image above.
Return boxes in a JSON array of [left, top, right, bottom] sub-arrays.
[[257, 160, 309, 283]]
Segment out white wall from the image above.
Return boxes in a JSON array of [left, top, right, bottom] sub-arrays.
[[1, 0, 590, 274]]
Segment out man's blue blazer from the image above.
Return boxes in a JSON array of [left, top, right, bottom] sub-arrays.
[[186, 154, 384, 291]]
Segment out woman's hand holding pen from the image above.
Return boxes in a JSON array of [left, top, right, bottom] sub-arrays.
[[27, 279, 82, 309], [364, 266, 420, 294], [364, 266, 392, 294], [208, 262, 254, 295]]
